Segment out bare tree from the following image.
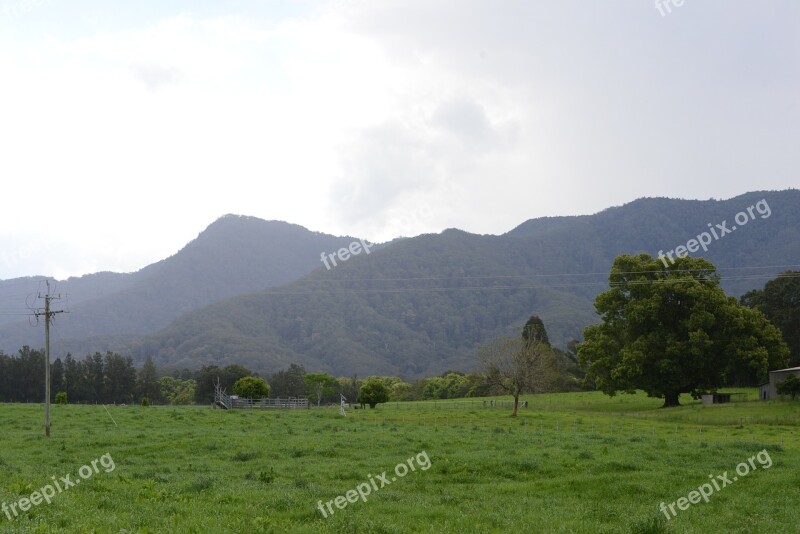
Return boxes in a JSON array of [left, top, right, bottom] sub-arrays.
[[479, 335, 559, 417]]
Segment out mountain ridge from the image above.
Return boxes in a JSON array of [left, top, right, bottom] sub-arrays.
[[0, 215, 368, 354], [127, 189, 799, 377], [1, 190, 797, 378]]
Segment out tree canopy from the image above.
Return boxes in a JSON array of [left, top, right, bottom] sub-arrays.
[[158, 376, 196, 405], [479, 316, 560, 416], [356, 378, 390, 408], [741, 271, 800, 366], [776, 375, 800, 400], [233, 376, 270, 399], [522, 315, 550, 346], [269, 364, 307, 397], [193, 364, 253, 404], [304, 373, 338, 406], [579, 254, 789, 407]]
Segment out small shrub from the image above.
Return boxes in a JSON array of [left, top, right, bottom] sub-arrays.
[[55, 391, 67, 405], [141, 397, 150, 407], [245, 468, 276, 484]]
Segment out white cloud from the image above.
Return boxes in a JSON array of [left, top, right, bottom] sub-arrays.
[[0, 0, 798, 278]]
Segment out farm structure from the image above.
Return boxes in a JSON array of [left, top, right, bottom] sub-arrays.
[[759, 366, 800, 400], [213, 381, 309, 410], [701, 392, 746, 405]]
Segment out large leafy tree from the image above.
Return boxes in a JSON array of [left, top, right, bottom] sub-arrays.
[[422, 371, 470, 400], [233, 376, 270, 399], [356, 378, 389, 408], [158, 376, 196, 405], [741, 271, 800, 366], [304, 373, 338, 406], [579, 254, 789, 407]]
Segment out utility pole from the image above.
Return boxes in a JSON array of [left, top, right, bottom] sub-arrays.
[[34, 281, 64, 438]]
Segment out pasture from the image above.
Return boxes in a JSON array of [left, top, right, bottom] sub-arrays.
[[0, 391, 798, 533]]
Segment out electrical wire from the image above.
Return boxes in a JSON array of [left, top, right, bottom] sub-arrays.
[[300, 264, 800, 284], [260, 271, 800, 295]]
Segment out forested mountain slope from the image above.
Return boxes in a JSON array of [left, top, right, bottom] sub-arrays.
[[135, 190, 799, 377]]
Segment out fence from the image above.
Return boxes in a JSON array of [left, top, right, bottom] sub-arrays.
[[229, 396, 309, 409], [213, 381, 308, 410]]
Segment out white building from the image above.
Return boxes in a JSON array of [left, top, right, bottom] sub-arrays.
[[759, 366, 800, 400]]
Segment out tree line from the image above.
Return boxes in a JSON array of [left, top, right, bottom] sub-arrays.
[[0, 348, 147, 404], [0, 320, 580, 407]]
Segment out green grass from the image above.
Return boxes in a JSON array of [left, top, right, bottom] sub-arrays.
[[0, 390, 798, 533]]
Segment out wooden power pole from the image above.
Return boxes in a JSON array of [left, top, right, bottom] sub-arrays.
[[35, 280, 63, 438]]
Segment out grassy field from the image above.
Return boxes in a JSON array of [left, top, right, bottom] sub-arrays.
[[1, 390, 799, 533]]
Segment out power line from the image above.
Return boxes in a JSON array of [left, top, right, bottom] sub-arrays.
[[259, 272, 800, 296], [258, 265, 800, 295], [303, 264, 800, 284]]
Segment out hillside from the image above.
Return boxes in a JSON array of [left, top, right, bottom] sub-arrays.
[[0, 272, 137, 327], [0, 215, 364, 354], [132, 230, 602, 375], [505, 192, 800, 295], [133, 190, 800, 377]]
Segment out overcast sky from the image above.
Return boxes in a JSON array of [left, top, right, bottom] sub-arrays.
[[1, 0, 797, 279]]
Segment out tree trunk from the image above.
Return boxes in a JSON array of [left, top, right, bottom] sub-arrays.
[[512, 394, 519, 417], [662, 392, 680, 408]]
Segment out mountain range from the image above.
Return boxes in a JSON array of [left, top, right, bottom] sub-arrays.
[[1, 190, 797, 378]]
